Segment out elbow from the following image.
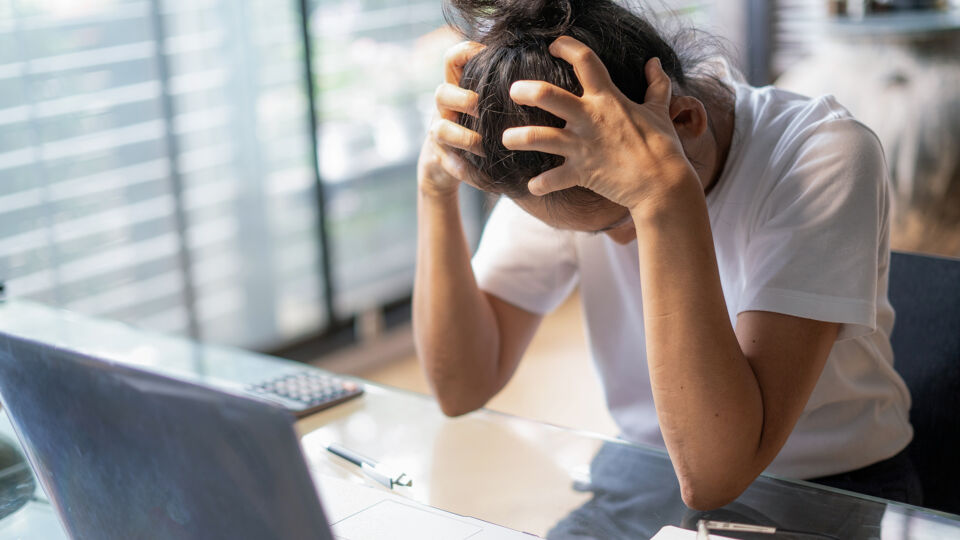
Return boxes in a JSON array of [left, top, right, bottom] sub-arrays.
[[678, 471, 752, 511], [431, 379, 489, 417], [680, 485, 741, 512], [436, 397, 481, 418], [671, 436, 765, 510], [417, 349, 498, 418]]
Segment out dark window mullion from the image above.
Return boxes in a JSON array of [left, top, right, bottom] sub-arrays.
[[296, 0, 337, 329]]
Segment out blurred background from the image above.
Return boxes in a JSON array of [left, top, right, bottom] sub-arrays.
[[1, 0, 958, 433]]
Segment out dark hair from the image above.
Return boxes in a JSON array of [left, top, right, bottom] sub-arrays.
[[443, 0, 730, 211]]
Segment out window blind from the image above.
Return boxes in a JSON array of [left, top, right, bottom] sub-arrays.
[[162, 0, 325, 346], [0, 1, 190, 334], [0, 0, 325, 350]]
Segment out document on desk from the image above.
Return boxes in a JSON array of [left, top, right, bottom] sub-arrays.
[[313, 474, 535, 539], [650, 526, 736, 540]]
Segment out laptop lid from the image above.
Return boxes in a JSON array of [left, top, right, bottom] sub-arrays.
[[0, 332, 333, 540]]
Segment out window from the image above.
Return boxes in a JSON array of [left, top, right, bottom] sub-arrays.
[[0, 0, 727, 352], [306, 0, 483, 320], [0, 0, 324, 350]]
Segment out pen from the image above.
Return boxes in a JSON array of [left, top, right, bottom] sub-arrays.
[[697, 520, 778, 539], [325, 443, 413, 489]]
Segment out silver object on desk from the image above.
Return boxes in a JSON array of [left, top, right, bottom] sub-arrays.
[[696, 519, 777, 539], [326, 442, 413, 489]]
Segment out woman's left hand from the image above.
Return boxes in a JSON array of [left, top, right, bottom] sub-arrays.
[[503, 36, 698, 212]]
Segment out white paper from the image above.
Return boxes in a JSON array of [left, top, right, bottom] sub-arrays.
[[332, 499, 482, 540], [313, 474, 534, 539], [650, 525, 736, 540]]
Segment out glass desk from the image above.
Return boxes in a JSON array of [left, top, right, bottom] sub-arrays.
[[1, 300, 959, 539]]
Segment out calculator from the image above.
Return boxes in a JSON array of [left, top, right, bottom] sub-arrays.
[[245, 370, 364, 418]]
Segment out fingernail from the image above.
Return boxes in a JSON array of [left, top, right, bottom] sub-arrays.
[[510, 81, 530, 96], [654, 57, 662, 69], [527, 179, 543, 196], [502, 128, 516, 149]]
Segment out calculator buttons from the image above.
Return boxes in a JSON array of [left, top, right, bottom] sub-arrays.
[[246, 371, 364, 417]]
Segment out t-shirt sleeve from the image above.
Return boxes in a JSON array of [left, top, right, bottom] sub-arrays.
[[740, 118, 889, 340], [472, 197, 579, 315]]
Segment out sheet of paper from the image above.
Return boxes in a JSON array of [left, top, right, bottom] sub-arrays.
[[313, 474, 391, 524], [313, 474, 534, 539], [650, 526, 735, 540], [332, 499, 482, 540]]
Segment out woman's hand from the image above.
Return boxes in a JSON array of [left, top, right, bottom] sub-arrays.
[[502, 36, 699, 212], [418, 41, 487, 198]]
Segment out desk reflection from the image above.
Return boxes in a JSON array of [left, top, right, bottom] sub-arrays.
[[549, 442, 897, 540]]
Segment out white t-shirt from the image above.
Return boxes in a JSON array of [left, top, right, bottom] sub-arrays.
[[471, 82, 913, 479]]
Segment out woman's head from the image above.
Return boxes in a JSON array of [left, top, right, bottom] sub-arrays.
[[444, 0, 729, 229]]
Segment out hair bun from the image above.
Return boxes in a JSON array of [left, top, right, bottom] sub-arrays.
[[445, 0, 583, 46]]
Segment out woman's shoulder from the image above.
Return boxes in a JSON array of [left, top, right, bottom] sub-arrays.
[[731, 83, 886, 190], [736, 83, 881, 161], [716, 84, 888, 237]]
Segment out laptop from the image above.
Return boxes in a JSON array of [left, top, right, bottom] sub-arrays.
[[0, 332, 532, 539]]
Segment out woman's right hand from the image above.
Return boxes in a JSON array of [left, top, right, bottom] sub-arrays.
[[417, 41, 487, 197]]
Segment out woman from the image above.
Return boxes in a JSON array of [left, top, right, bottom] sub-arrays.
[[413, 0, 919, 510]]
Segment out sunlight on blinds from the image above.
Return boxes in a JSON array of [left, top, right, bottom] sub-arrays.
[[0, 0, 325, 350]]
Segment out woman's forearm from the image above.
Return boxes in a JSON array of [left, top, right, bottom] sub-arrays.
[[413, 187, 501, 416], [630, 176, 765, 510]]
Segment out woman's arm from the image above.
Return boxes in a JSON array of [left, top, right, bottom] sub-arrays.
[[631, 181, 839, 509], [413, 42, 543, 416], [414, 183, 543, 416], [503, 36, 840, 509]]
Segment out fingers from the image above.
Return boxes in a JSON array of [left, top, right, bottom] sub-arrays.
[[509, 81, 584, 123], [436, 145, 467, 182], [435, 82, 479, 122], [444, 41, 485, 85], [436, 41, 483, 142], [434, 141, 469, 184], [643, 57, 672, 110], [428, 138, 489, 190], [430, 117, 485, 157], [527, 164, 578, 196], [502, 126, 575, 156], [548, 36, 614, 95]]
